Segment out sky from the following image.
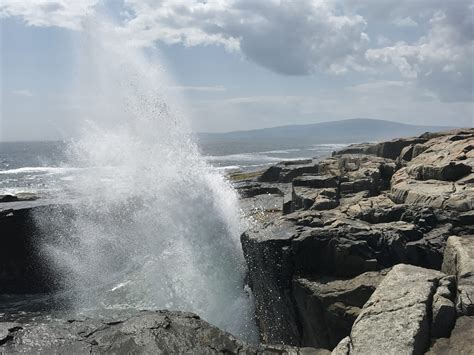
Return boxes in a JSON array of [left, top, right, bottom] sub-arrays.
[[0, 0, 473, 141]]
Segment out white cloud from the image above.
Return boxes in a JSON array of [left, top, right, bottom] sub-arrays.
[[10, 89, 33, 97], [119, 0, 370, 76], [1, 0, 472, 101], [365, 6, 473, 101], [0, 0, 98, 30]]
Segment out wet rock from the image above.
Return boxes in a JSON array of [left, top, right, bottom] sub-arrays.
[[442, 235, 474, 316], [241, 219, 303, 345], [293, 270, 388, 349], [0, 310, 325, 354], [335, 264, 445, 354], [0, 202, 72, 294]]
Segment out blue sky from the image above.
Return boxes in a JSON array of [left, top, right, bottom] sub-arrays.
[[1, 0, 473, 141]]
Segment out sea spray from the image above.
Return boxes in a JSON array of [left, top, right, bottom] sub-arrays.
[[38, 17, 258, 341]]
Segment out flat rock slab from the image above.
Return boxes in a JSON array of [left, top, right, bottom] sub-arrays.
[[442, 235, 474, 315], [0, 310, 327, 354], [334, 264, 445, 355]]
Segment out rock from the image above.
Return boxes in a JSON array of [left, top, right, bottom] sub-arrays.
[[427, 316, 474, 354], [293, 175, 338, 189], [259, 160, 319, 183], [241, 219, 303, 345], [442, 235, 474, 316], [334, 137, 427, 160], [0, 202, 73, 294], [0, 193, 38, 203], [431, 276, 456, 338], [292, 187, 338, 211], [318, 155, 396, 195], [375, 137, 427, 160], [390, 129, 474, 211], [0, 310, 325, 354], [391, 170, 473, 212], [336, 264, 445, 355], [293, 270, 388, 349], [237, 183, 284, 198]]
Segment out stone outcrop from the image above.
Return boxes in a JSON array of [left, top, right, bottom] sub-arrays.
[[390, 130, 473, 211], [259, 160, 319, 183], [0, 201, 73, 294], [293, 270, 388, 349], [442, 235, 474, 316], [241, 128, 473, 350], [0, 310, 327, 354], [332, 264, 450, 355]]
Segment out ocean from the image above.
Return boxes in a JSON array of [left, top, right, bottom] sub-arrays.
[[0, 139, 347, 197]]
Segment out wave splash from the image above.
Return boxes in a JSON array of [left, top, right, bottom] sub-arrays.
[[37, 18, 257, 341]]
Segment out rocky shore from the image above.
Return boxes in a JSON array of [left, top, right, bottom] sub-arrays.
[[1, 128, 473, 354], [236, 128, 473, 354]]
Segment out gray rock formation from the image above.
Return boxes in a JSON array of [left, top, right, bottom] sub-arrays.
[[333, 264, 447, 355], [240, 128, 473, 349], [293, 270, 389, 349], [0, 310, 327, 354], [442, 235, 474, 316]]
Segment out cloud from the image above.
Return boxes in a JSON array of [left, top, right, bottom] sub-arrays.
[[365, 4, 474, 101], [0, 0, 98, 30], [392, 17, 418, 27], [10, 89, 33, 97], [1, 0, 472, 101]]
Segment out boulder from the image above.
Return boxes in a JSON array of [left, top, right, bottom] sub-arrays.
[[442, 235, 474, 316], [334, 264, 446, 354]]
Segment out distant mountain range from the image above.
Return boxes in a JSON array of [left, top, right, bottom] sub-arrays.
[[196, 118, 455, 155]]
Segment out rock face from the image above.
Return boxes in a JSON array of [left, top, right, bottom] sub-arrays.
[[0, 310, 327, 354], [390, 130, 473, 211], [442, 235, 474, 316], [293, 270, 388, 349], [333, 265, 449, 355], [0, 201, 72, 294], [241, 128, 474, 350]]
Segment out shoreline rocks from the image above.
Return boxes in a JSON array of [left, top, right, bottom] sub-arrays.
[[239, 128, 473, 352], [1, 127, 473, 353]]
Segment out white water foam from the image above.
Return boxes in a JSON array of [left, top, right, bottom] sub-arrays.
[[38, 17, 257, 341]]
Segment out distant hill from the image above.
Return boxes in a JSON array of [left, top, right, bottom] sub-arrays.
[[196, 118, 455, 155]]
